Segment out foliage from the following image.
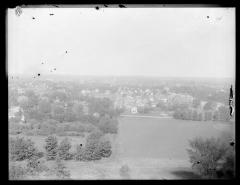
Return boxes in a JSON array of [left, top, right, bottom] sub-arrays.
[[187, 137, 235, 179], [45, 135, 58, 160], [58, 138, 72, 160], [83, 131, 103, 160], [96, 140, 112, 158], [26, 157, 48, 175], [98, 115, 118, 134], [75, 130, 112, 161], [74, 144, 85, 161], [9, 137, 39, 161], [218, 106, 231, 122], [203, 101, 216, 111]]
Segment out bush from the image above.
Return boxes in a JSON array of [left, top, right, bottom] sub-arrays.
[[45, 135, 58, 160], [98, 115, 118, 134], [119, 164, 131, 179], [9, 137, 39, 161], [58, 138, 72, 160], [187, 137, 235, 179], [74, 144, 85, 161], [80, 130, 112, 161], [26, 157, 48, 175], [97, 140, 112, 158], [9, 163, 27, 180]]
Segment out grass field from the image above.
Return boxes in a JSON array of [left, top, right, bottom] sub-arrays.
[[9, 117, 235, 179]]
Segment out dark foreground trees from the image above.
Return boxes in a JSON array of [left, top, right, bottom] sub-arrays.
[[45, 135, 58, 160], [74, 130, 112, 161], [187, 137, 235, 179], [9, 137, 39, 161]]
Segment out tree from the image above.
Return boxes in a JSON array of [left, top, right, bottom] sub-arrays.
[[26, 156, 47, 175], [218, 106, 231, 122], [51, 103, 65, 122], [213, 111, 219, 121], [192, 98, 201, 108], [38, 99, 51, 115], [187, 137, 234, 179], [72, 102, 84, 120], [45, 135, 58, 160], [97, 140, 112, 158], [203, 101, 216, 111], [18, 96, 29, 110], [25, 89, 39, 108], [58, 138, 72, 160], [74, 144, 85, 161], [98, 115, 118, 134], [9, 137, 38, 161], [204, 111, 212, 121], [192, 110, 198, 121], [9, 88, 19, 106]]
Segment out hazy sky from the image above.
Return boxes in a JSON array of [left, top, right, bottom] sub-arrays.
[[8, 7, 235, 78]]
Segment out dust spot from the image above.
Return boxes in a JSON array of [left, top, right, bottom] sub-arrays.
[[32, 17, 35, 20], [95, 6, 100, 10], [207, 16, 209, 19], [37, 73, 40, 76]]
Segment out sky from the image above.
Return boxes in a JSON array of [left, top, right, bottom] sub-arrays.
[[7, 7, 235, 78]]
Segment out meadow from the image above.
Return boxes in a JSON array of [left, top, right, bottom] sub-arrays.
[[10, 117, 234, 179]]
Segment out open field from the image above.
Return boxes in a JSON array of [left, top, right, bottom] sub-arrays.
[[117, 117, 234, 159], [9, 117, 234, 179]]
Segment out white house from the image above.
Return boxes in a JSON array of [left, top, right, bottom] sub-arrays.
[[131, 107, 138, 114]]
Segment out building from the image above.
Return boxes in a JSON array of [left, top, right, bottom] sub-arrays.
[[131, 107, 138, 114]]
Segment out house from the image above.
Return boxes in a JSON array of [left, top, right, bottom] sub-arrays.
[[131, 107, 138, 114]]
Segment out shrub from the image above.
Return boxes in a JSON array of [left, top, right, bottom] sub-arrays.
[[97, 140, 112, 158], [74, 144, 85, 161], [45, 135, 58, 160], [83, 138, 102, 161], [26, 157, 48, 175], [58, 138, 72, 160], [98, 116, 118, 134], [187, 137, 235, 179], [9, 137, 38, 161], [81, 130, 112, 161], [119, 164, 130, 179], [9, 163, 27, 180]]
